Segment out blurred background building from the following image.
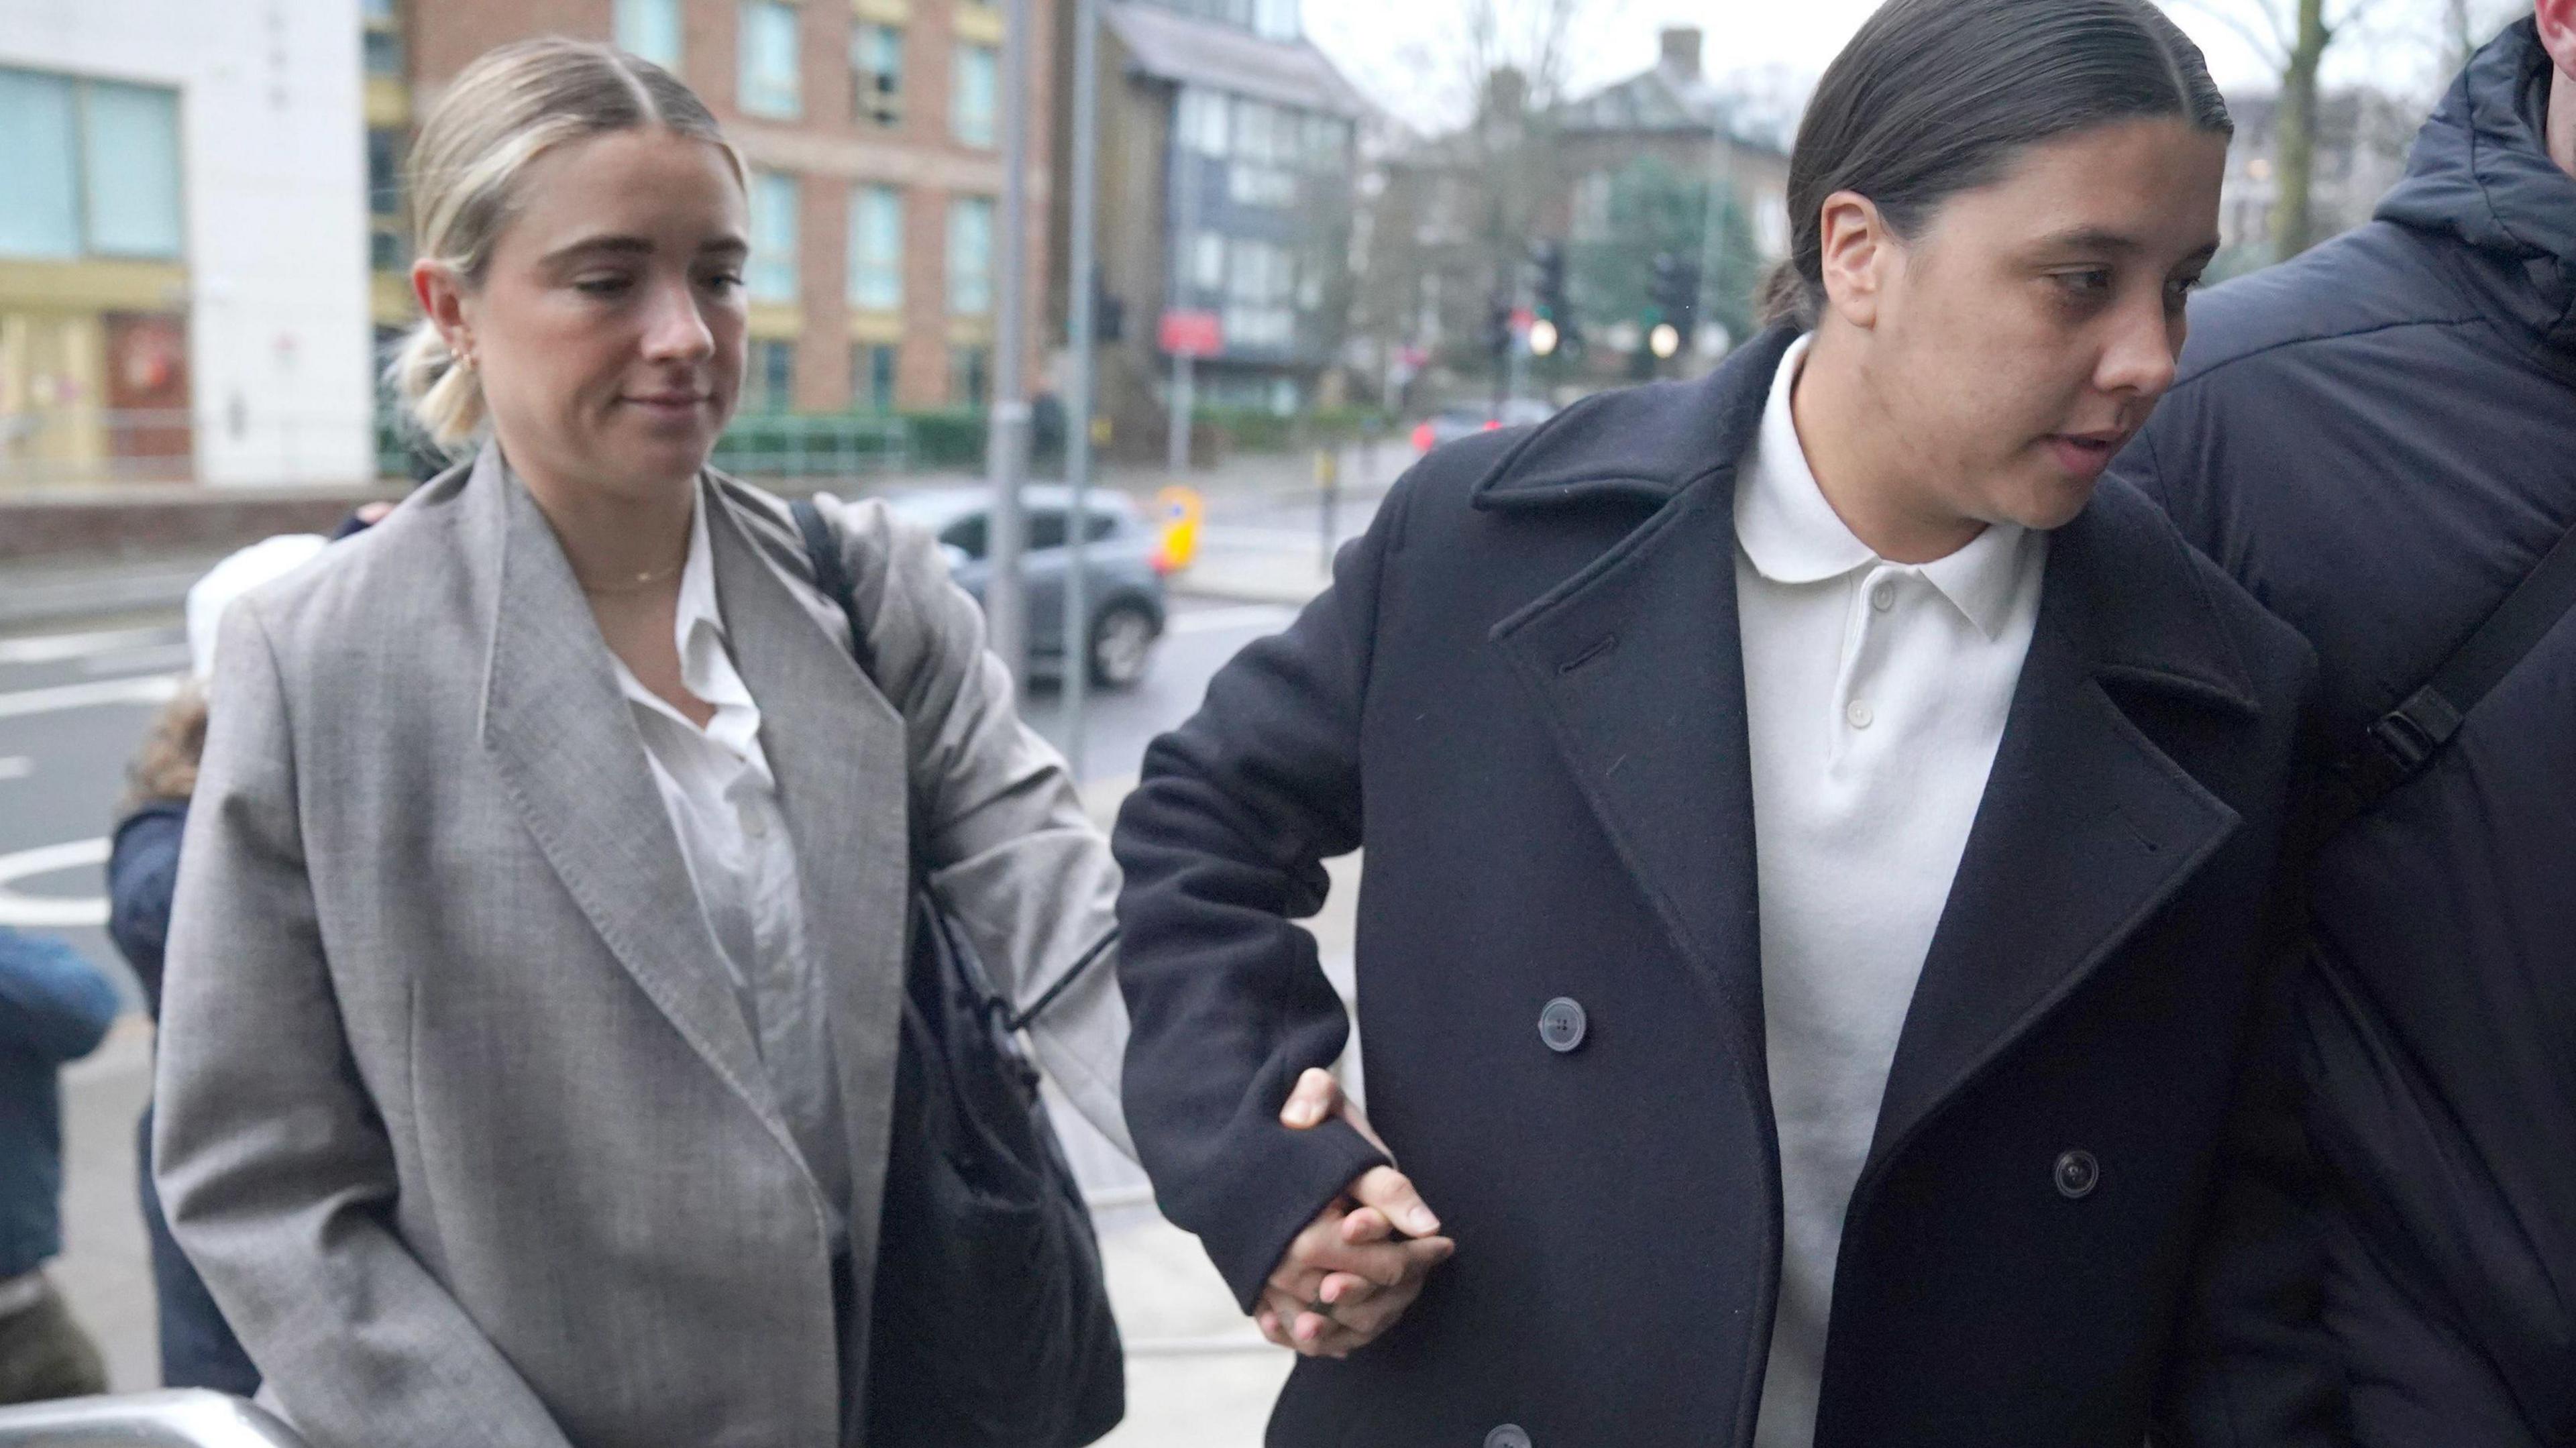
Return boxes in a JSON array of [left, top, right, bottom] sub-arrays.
[[1049, 0, 1366, 459], [368, 0, 1051, 430], [0, 0, 373, 490]]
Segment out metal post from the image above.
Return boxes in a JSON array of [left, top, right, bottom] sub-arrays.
[[1167, 353, 1194, 477], [1318, 445, 1337, 573], [983, 0, 1036, 683], [1061, 0, 1102, 778]]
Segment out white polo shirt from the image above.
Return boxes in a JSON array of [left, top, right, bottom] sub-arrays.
[[1737, 336, 2047, 1447]]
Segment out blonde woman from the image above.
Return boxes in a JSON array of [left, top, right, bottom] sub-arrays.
[[154, 40, 1130, 1446]]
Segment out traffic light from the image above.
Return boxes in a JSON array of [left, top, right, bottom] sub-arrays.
[[1648, 252, 1702, 359], [1485, 294, 1515, 365], [1528, 240, 1579, 358]]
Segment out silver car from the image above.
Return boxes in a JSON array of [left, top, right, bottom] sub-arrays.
[[885, 485, 1169, 688]]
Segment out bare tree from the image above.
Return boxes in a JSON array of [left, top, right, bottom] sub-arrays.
[[2169, 0, 2388, 258]]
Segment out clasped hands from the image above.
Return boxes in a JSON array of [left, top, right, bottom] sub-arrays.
[[1257, 1067, 1456, 1359]]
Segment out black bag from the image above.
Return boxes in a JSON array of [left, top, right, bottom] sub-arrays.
[[791, 500, 1124, 1448]]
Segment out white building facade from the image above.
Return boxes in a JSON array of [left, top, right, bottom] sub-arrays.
[[0, 0, 371, 488]]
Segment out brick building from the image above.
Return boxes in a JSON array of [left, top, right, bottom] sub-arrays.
[[366, 0, 1051, 419]]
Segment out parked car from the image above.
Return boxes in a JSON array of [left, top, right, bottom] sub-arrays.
[[884, 485, 1169, 689], [1411, 398, 1556, 453]]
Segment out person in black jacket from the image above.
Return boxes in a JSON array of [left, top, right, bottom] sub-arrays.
[[1114, 1, 2343, 1444], [2111, 9, 2576, 1443]]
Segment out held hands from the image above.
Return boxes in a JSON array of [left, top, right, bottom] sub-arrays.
[[1260, 1068, 1455, 1359]]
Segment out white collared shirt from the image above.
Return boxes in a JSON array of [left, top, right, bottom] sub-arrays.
[[612, 493, 851, 1248], [1738, 335, 2047, 1448]]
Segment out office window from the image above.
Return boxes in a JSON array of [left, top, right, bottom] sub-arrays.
[[1188, 231, 1225, 292], [848, 184, 903, 311], [0, 70, 80, 260], [367, 126, 407, 270], [1225, 237, 1294, 348], [363, 0, 406, 77], [951, 44, 998, 148], [616, 0, 684, 68], [853, 343, 898, 412], [947, 196, 994, 317], [0, 68, 184, 264], [1176, 87, 1228, 156], [1227, 164, 1296, 209], [950, 345, 990, 410], [739, 1, 802, 119], [751, 339, 796, 411], [749, 171, 800, 302], [851, 23, 903, 127]]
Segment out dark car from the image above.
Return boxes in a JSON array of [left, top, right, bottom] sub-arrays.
[[886, 485, 1168, 688]]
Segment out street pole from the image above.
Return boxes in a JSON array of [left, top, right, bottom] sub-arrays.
[[983, 0, 1036, 684], [1167, 352, 1194, 477], [1061, 0, 1102, 778]]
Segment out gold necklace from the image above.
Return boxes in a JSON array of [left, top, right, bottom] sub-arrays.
[[576, 559, 684, 596]]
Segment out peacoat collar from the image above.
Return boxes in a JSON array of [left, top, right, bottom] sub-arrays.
[[1477, 326, 2261, 1182]]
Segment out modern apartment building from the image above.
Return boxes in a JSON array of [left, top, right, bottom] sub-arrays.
[[368, 0, 1051, 419], [1051, 0, 1364, 453], [0, 0, 373, 487]]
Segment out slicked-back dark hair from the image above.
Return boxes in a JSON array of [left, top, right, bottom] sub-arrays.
[[1761, 0, 2231, 327]]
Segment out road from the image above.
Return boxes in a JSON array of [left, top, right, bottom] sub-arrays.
[[0, 505, 1364, 1439]]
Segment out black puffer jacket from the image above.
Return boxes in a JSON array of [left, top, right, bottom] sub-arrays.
[[2114, 22, 2576, 1445]]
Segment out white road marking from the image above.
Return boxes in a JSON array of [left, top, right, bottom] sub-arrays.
[[0, 673, 180, 720], [0, 626, 180, 666], [0, 757, 29, 781], [1167, 604, 1297, 636], [78, 643, 194, 677], [0, 837, 109, 928]]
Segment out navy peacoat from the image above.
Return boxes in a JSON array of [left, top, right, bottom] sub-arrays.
[[1115, 329, 2345, 1447]]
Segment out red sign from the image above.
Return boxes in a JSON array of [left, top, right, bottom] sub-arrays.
[[1159, 310, 1224, 358]]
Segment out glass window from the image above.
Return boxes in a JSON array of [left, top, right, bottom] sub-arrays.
[[949, 345, 991, 409], [616, 0, 684, 69], [0, 69, 80, 260], [739, 1, 802, 119], [848, 184, 904, 311], [1254, 0, 1300, 41], [751, 339, 796, 411], [85, 82, 182, 258], [1177, 87, 1228, 156], [851, 23, 903, 127], [1226, 164, 1296, 208], [750, 171, 800, 302], [1189, 231, 1225, 291], [853, 343, 898, 411], [1026, 510, 1069, 551], [947, 196, 994, 317], [951, 44, 998, 148]]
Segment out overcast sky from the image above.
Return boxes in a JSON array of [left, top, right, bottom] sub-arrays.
[[1303, 0, 2528, 134]]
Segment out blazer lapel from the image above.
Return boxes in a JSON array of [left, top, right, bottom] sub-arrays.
[[473, 457, 784, 1136], [1864, 494, 2255, 1175], [704, 491, 912, 1284]]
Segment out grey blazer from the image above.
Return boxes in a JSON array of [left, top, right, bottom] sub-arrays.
[[153, 447, 1128, 1448]]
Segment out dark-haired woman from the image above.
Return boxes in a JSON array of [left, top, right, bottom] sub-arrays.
[[1112, 0, 2341, 1443]]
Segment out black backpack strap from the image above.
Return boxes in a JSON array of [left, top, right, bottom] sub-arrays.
[[788, 497, 1116, 1029], [2339, 519, 2576, 819]]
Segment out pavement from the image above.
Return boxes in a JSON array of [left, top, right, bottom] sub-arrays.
[[0, 476, 1386, 1443]]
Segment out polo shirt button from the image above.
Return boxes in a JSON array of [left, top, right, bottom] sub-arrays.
[[1486, 1427, 1533, 1448], [1870, 580, 1897, 612], [1845, 700, 1874, 730], [1538, 997, 1587, 1054], [2055, 1149, 2100, 1200]]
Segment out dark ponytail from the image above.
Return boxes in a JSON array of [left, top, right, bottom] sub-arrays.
[[1762, 0, 2231, 329]]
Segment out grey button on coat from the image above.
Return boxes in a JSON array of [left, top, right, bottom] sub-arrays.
[[153, 447, 1128, 1448]]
